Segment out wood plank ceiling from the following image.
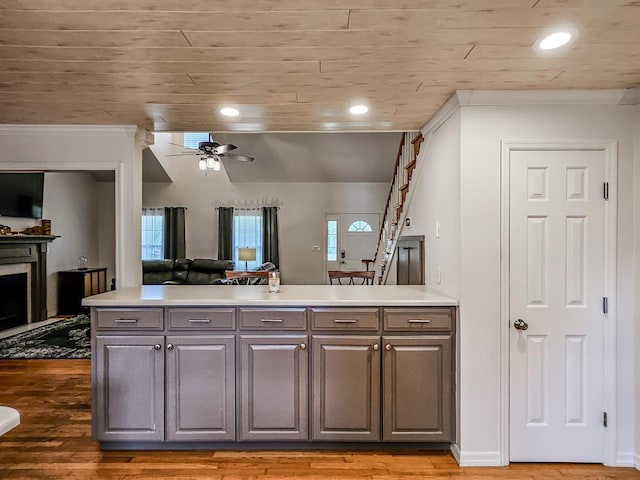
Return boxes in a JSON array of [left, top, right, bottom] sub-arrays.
[[0, 1, 638, 132]]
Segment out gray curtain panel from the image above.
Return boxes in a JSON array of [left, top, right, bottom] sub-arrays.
[[163, 207, 186, 259], [217, 207, 234, 261], [262, 206, 279, 268]]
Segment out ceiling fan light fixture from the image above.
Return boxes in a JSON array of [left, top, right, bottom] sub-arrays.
[[220, 107, 240, 117], [349, 105, 369, 115], [212, 158, 222, 171], [198, 158, 207, 171]]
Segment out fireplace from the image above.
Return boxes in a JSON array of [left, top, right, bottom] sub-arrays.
[[0, 272, 28, 331], [0, 235, 57, 326]]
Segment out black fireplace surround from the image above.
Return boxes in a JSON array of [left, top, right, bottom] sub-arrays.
[[0, 272, 27, 331]]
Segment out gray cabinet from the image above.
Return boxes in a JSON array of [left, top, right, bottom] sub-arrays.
[[382, 335, 453, 441], [166, 335, 235, 441], [311, 335, 381, 441], [239, 335, 308, 440], [93, 335, 165, 442]]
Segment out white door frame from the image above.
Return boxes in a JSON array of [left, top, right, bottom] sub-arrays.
[[499, 139, 618, 466]]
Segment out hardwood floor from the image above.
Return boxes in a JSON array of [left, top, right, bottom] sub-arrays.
[[0, 359, 638, 480]]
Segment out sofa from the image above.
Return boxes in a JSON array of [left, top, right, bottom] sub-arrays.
[[142, 258, 234, 285]]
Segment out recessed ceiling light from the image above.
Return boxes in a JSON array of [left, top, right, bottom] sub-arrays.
[[533, 28, 578, 52], [220, 107, 239, 117], [349, 105, 369, 115]]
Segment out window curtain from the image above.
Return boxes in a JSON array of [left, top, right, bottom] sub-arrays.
[[163, 207, 186, 259], [217, 207, 234, 261], [262, 206, 279, 268]]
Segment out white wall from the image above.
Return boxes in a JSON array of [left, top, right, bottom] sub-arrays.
[[97, 182, 116, 290], [402, 110, 461, 298], [145, 133, 388, 284], [44, 173, 101, 314], [457, 104, 636, 464]]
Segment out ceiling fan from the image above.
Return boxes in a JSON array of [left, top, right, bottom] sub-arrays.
[[168, 133, 254, 172]]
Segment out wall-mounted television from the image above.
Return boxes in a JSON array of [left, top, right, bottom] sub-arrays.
[[0, 173, 45, 219]]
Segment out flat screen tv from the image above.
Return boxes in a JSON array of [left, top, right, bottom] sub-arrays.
[[0, 173, 44, 219]]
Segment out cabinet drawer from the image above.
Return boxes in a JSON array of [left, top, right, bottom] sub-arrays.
[[239, 308, 306, 330], [95, 308, 163, 330], [168, 308, 235, 330], [310, 308, 379, 331], [383, 308, 452, 332]]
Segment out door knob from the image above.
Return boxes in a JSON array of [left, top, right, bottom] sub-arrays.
[[513, 319, 529, 331]]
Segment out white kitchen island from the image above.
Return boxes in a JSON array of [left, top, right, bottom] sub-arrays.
[[84, 284, 458, 449]]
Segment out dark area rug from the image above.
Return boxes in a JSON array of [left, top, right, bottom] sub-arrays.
[[0, 315, 90, 359]]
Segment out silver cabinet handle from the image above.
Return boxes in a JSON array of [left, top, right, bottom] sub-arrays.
[[408, 319, 431, 323], [167, 343, 174, 350], [300, 343, 307, 350], [115, 318, 138, 324], [373, 343, 379, 351], [334, 319, 357, 323], [261, 318, 283, 323], [153, 344, 162, 350], [189, 318, 211, 323], [385, 344, 392, 351]]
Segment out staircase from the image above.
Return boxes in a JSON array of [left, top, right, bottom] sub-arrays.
[[371, 131, 424, 284]]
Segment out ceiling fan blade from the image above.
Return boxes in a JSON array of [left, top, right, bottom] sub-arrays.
[[221, 153, 254, 162], [165, 153, 198, 157], [213, 143, 237, 154]]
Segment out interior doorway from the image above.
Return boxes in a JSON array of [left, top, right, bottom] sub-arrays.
[[501, 141, 617, 465]]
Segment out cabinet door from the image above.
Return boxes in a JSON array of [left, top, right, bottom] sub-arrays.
[[165, 336, 235, 441], [382, 335, 453, 441], [239, 335, 308, 440], [93, 335, 165, 442], [311, 335, 380, 441]]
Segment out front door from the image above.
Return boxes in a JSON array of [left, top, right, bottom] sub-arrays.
[[326, 213, 380, 278], [509, 149, 606, 462]]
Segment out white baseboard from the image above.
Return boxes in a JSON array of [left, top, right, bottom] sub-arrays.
[[635, 453, 640, 471], [613, 452, 636, 468], [450, 444, 503, 466]]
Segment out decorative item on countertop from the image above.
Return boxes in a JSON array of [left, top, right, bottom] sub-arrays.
[[77, 256, 88, 270], [20, 225, 44, 235], [268, 270, 280, 293], [41, 219, 51, 235], [0, 225, 11, 235]]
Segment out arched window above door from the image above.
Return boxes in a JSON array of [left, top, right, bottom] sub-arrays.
[[347, 220, 373, 232]]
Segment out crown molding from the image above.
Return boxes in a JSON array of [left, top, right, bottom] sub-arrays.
[[0, 124, 148, 138], [421, 92, 461, 134], [455, 89, 629, 106], [619, 87, 640, 105]]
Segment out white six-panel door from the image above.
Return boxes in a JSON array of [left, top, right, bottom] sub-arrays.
[[509, 149, 605, 462]]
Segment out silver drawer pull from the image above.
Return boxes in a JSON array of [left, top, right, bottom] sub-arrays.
[[261, 318, 284, 323], [408, 319, 431, 323], [115, 318, 139, 324], [334, 319, 357, 323], [189, 318, 212, 323]]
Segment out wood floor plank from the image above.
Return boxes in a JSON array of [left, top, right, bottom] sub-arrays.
[[0, 359, 638, 479]]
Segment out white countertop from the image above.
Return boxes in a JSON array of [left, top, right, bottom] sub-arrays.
[[82, 284, 458, 307]]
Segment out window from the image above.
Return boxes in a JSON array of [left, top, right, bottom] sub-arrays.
[[347, 220, 373, 232], [141, 207, 163, 260], [183, 132, 210, 149], [233, 208, 262, 270], [327, 219, 338, 261]]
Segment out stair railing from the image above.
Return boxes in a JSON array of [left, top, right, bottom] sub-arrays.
[[370, 131, 424, 284]]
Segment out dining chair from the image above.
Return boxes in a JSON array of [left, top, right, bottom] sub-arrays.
[[328, 270, 375, 285]]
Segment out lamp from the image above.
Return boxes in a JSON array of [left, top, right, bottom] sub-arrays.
[[238, 247, 256, 271]]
